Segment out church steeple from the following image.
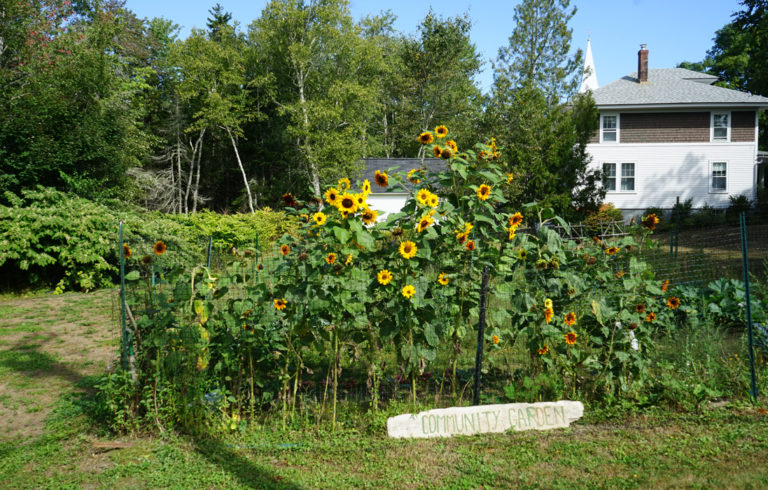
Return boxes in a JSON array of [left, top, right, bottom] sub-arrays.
[[578, 38, 598, 93]]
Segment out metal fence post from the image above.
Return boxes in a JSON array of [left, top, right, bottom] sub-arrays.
[[119, 221, 128, 371], [206, 236, 213, 269], [739, 211, 758, 400], [472, 265, 490, 406]]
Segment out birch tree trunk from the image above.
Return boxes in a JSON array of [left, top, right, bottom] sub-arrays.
[[224, 126, 256, 212]]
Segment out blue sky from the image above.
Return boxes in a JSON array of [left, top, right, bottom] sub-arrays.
[[124, 0, 743, 94]]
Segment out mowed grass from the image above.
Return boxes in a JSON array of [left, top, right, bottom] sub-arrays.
[[1, 289, 768, 488]]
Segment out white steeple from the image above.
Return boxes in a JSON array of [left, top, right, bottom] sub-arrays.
[[579, 38, 598, 93]]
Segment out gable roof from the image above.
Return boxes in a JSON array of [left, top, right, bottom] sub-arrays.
[[361, 158, 447, 194], [592, 68, 768, 109]]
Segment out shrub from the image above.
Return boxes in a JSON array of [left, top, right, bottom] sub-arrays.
[[583, 203, 624, 235], [689, 203, 725, 228], [726, 194, 753, 224], [670, 198, 693, 225]]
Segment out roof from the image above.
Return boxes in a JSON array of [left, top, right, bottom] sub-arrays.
[[360, 158, 447, 194], [592, 68, 768, 109]]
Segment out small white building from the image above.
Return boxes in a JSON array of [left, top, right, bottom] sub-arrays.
[[361, 158, 446, 220], [584, 45, 768, 218]]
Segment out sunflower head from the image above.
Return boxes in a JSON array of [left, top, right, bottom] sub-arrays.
[[374, 170, 388, 188], [398, 241, 418, 259], [401, 284, 416, 299], [635, 304, 646, 314], [544, 306, 554, 324], [491, 335, 500, 345], [274, 298, 287, 310], [433, 145, 442, 158], [564, 312, 577, 326], [606, 246, 620, 256], [280, 244, 291, 256], [642, 213, 660, 230], [325, 253, 337, 265], [508, 212, 523, 228], [123, 244, 132, 259], [446, 140, 458, 152], [645, 312, 657, 322], [324, 187, 340, 205], [416, 215, 434, 232], [337, 177, 351, 191], [477, 184, 491, 201], [416, 188, 431, 205], [361, 179, 371, 195], [312, 212, 327, 226], [661, 279, 670, 291], [440, 148, 453, 159], [564, 331, 578, 345], [377, 269, 393, 285], [418, 132, 434, 145], [362, 209, 378, 225], [141, 255, 152, 265], [282, 193, 297, 207], [434, 125, 448, 138], [506, 173, 515, 184], [345, 254, 354, 266], [666, 296, 680, 309], [154, 241, 167, 255], [337, 193, 358, 214], [407, 169, 422, 184], [354, 193, 368, 209], [538, 345, 549, 355], [508, 227, 516, 241], [427, 194, 439, 208], [615, 270, 626, 278], [518, 249, 527, 260], [437, 273, 449, 286], [465, 240, 476, 251]]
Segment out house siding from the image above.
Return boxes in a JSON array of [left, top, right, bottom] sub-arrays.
[[732, 111, 756, 142], [620, 112, 710, 143], [586, 142, 755, 213]]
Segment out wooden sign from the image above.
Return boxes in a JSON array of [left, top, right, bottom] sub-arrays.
[[387, 400, 583, 439]]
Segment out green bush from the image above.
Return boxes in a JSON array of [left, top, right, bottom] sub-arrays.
[[689, 203, 725, 228], [583, 203, 624, 235], [726, 194, 753, 224], [0, 187, 294, 292], [670, 198, 693, 225]]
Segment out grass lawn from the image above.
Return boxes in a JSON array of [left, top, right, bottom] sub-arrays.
[[2, 290, 768, 488]]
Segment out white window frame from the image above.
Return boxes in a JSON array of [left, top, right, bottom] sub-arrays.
[[603, 161, 636, 193], [710, 111, 731, 142], [709, 160, 728, 193], [600, 113, 620, 144], [603, 162, 617, 191]]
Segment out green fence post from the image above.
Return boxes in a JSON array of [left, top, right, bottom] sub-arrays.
[[472, 265, 490, 406], [119, 221, 128, 371], [206, 236, 213, 269], [739, 212, 758, 400]]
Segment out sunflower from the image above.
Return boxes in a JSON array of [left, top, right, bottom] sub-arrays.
[[456, 231, 468, 244], [478, 150, 489, 161], [345, 254, 354, 266], [282, 192, 297, 207], [418, 132, 434, 144], [325, 253, 337, 265], [312, 212, 327, 226], [434, 125, 448, 138], [337, 193, 358, 214], [544, 298, 553, 309], [544, 306, 554, 324], [354, 193, 368, 210], [440, 148, 452, 159], [377, 269, 393, 285], [399, 241, 418, 260], [465, 240, 476, 251], [416, 215, 434, 232], [141, 255, 152, 265], [280, 244, 291, 256], [628, 322, 638, 331], [361, 179, 372, 195], [661, 279, 670, 292], [122, 244, 132, 259], [605, 246, 620, 256], [642, 213, 659, 230], [666, 296, 680, 309], [437, 273, 449, 285], [508, 212, 523, 228], [432, 145, 442, 157], [635, 304, 646, 314], [340, 210, 351, 219], [626, 244, 633, 252], [154, 241, 167, 255], [506, 173, 515, 184], [416, 188, 431, 205], [427, 194, 439, 208], [616, 270, 625, 278], [538, 345, 549, 355], [407, 169, 421, 184], [645, 312, 657, 322], [337, 177, 351, 191], [374, 170, 388, 188], [518, 249, 528, 260], [564, 312, 577, 326], [477, 184, 491, 201], [508, 227, 516, 240], [492, 335, 500, 345], [401, 284, 416, 299], [362, 209, 378, 225], [564, 331, 578, 345], [274, 298, 287, 310], [446, 140, 458, 152], [324, 187, 340, 206]]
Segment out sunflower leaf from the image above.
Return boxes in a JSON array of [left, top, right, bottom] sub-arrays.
[[333, 227, 350, 244]]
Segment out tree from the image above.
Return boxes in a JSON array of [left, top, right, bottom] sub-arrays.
[[486, 0, 601, 217]]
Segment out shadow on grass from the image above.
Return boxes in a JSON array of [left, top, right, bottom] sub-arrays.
[[0, 341, 85, 388]]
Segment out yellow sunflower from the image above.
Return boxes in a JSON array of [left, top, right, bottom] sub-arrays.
[[274, 298, 287, 310], [361, 179, 372, 195], [374, 170, 388, 188], [564, 331, 578, 345], [538, 345, 549, 355], [492, 335, 500, 344], [337, 177, 351, 191], [336, 193, 358, 214], [432, 145, 442, 158], [354, 193, 368, 210], [280, 244, 291, 256], [398, 241, 418, 259], [401, 284, 416, 299], [407, 169, 421, 184], [416, 215, 434, 232], [418, 132, 434, 144], [544, 298, 553, 309], [154, 241, 167, 255], [123, 243, 132, 259], [434, 125, 448, 138], [446, 140, 458, 152], [427, 194, 439, 208], [507, 227, 516, 240], [440, 148, 452, 159], [506, 173, 515, 183], [325, 253, 337, 265], [345, 254, 354, 266], [377, 269, 393, 285], [508, 212, 523, 228], [544, 306, 554, 324], [564, 312, 577, 326], [465, 240, 476, 251], [324, 187, 340, 206], [362, 209, 378, 225], [312, 212, 327, 226], [437, 273, 449, 285], [477, 184, 491, 201], [416, 188, 431, 205], [605, 246, 620, 256]]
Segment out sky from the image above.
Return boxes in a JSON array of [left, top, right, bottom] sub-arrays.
[[123, 0, 744, 94]]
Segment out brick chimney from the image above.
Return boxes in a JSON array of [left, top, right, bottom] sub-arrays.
[[638, 44, 648, 83]]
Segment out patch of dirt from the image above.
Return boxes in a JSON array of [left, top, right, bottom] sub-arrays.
[[0, 289, 120, 440]]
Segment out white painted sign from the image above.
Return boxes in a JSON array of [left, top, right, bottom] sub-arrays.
[[387, 400, 584, 439]]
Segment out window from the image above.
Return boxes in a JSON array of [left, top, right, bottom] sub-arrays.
[[711, 161, 727, 192], [601, 114, 618, 143], [711, 112, 730, 141], [603, 163, 616, 191], [603, 162, 635, 192]]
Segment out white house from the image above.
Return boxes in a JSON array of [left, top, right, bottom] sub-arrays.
[[584, 44, 768, 218], [361, 158, 446, 220]]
